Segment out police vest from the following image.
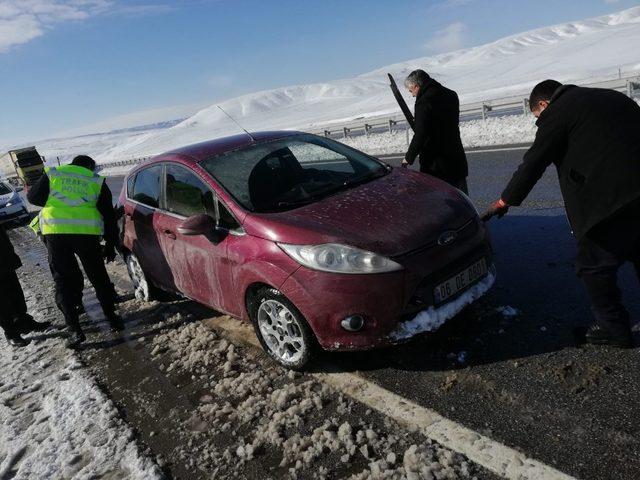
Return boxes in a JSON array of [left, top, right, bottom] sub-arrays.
[[40, 165, 105, 236]]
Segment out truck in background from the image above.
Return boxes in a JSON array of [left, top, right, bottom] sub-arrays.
[[0, 147, 45, 190]]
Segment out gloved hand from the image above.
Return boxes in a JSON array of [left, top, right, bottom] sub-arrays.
[[103, 243, 117, 263], [481, 199, 509, 222]]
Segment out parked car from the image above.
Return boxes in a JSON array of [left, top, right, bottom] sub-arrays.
[[117, 131, 494, 369], [0, 179, 29, 224]]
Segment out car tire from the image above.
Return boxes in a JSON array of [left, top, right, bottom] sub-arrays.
[[250, 288, 317, 370], [125, 252, 158, 302]]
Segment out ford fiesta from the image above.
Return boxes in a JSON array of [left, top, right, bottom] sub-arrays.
[[117, 131, 495, 369]]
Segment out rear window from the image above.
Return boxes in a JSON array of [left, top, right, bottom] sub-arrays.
[[0, 182, 11, 195], [131, 165, 162, 208]]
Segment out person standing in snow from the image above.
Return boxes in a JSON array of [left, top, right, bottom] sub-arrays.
[[482, 79, 640, 347], [402, 69, 469, 193], [27, 155, 123, 348], [0, 225, 50, 347]]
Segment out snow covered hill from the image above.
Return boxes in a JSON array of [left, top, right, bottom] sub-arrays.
[[28, 6, 640, 164]]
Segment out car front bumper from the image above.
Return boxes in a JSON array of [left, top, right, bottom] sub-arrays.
[[0, 204, 29, 223], [280, 238, 495, 352]]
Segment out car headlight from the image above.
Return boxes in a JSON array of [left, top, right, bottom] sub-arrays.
[[279, 243, 402, 274]]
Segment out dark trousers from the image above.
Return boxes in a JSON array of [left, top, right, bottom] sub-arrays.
[[418, 164, 468, 194], [575, 201, 640, 330], [45, 234, 115, 330], [43, 236, 84, 310], [0, 270, 32, 334]]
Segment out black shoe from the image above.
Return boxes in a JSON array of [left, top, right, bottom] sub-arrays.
[[584, 324, 634, 348], [5, 331, 30, 347], [107, 315, 125, 332], [19, 319, 52, 334], [66, 330, 86, 348]]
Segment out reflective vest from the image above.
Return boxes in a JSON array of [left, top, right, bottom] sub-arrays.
[[40, 165, 105, 236]]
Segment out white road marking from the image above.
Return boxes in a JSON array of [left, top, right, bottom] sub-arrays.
[[202, 316, 576, 480]]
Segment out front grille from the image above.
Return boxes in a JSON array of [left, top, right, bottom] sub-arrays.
[[402, 242, 492, 318]]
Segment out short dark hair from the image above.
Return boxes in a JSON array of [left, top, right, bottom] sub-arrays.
[[529, 80, 562, 111], [71, 155, 96, 171], [404, 69, 431, 89]]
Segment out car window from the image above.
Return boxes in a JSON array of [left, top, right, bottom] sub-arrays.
[[218, 200, 240, 231], [131, 165, 162, 208], [200, 134, 387, 213], [126, 174, 135, 198], [165, 164, 216, 218], [0, 182, 11, 195]]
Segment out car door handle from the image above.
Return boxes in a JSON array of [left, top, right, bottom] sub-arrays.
[[163, 229, 176, 239]]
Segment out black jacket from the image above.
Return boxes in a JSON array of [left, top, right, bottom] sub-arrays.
[[502, 85, 640, 239], [27, 172, 118, 246], [0, 225, 21, 273], [405, 78, 468, 182]]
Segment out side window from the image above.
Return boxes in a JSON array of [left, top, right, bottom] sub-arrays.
[[131, 165, 162, 208], [218, 200, 240, 231], [165, 164, 216, 218], [126, 174, 135, 198]]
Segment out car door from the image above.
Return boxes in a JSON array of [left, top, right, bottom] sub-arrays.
[[124, 164, 177, 292], [158, 162, 236, 310]]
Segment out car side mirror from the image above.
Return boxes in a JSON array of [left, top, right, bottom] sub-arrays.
[[177, 214, 216, 236]]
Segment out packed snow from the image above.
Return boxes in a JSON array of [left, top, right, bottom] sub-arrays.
[[8, 6, 640, 166], [0, 286, 162, 479], [389, 271, 496, 341], [145, 316, 483, 479]]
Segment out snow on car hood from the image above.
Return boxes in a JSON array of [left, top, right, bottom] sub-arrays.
[[243, 168, 476, 257]]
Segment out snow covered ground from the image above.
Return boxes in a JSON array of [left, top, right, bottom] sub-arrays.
[[0, 285, 162, 479], [9, 6, 640, 167]]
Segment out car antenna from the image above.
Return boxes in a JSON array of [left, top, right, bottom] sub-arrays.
[[217, 105, 256, 142]]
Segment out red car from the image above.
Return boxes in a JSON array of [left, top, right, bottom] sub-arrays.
[[118, 131, 494, 369]]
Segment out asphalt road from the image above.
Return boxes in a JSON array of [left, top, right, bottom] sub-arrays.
[[104, 148, 640, 479]]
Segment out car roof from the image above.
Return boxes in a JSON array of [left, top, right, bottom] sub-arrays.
[[154, 130, 303, 165]]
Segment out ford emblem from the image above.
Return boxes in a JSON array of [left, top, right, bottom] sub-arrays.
[[437, 230, 458, 246]]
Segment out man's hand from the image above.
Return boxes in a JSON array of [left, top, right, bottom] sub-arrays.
[[401, 159, 410, 168], [481, 199, 509, 222], [103, 243, 117, 263]]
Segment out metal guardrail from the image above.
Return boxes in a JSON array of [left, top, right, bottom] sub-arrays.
[[314, 75, 640, 139]]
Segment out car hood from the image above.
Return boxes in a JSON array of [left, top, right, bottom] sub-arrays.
[[0, 192, 17, 206], [242, 168, 476, 257]]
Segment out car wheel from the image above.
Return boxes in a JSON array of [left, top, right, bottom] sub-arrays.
[[250, 288, 316, 370], [125, 252, 156, 301]]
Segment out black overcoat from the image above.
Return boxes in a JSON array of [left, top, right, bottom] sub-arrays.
[[502, 85, 640, 239], [405, 78, 468, 182]]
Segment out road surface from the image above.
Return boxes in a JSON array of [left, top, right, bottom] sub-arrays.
[[93, 147, 640, 479]]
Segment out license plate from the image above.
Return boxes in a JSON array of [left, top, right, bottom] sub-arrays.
[[434, 258, 488, 305]]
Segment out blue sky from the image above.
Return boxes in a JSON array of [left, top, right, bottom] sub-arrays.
[[0, 0, 637, 146]]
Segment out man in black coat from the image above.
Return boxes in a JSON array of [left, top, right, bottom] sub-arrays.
[[0, 225, 50, 347], [483, 79, 640, 347], [402, 70, 469, 193]]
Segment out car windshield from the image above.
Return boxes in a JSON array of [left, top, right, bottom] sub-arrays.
[[199, 134, 388, 212], [0, 182, 12, 195]]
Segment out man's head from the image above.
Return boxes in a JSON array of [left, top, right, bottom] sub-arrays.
[[404, 70, 430, 97], [71, 155, 96, 171], [529, 79, 562, 118]]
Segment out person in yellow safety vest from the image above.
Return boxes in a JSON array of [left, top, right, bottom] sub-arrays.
[[27, 155, 123, 348]]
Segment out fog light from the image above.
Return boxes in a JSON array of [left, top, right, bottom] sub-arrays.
[[341, 315, 365, 332]]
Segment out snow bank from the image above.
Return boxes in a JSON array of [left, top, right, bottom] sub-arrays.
[[27, 6, 640, 164], [389, 270, 496, 341], [0, 295, 162, 478]]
